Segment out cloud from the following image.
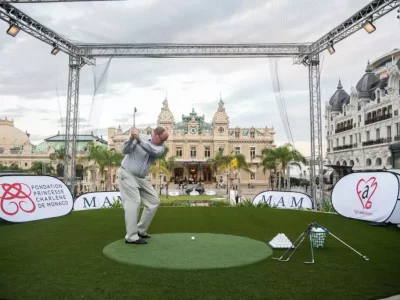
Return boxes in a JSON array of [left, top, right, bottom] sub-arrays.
[[1, 0, 399, 158]]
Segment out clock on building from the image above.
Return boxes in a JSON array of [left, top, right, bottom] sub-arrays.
[[190, 127, 197, 134], [218, 127, 224, 133]]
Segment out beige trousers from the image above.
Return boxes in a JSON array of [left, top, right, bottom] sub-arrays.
[[118, 167, 160, 242]]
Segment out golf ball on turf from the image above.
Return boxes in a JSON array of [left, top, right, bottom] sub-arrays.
[[191, 236, 195, 240]]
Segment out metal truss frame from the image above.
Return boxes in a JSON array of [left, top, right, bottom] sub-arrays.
[[307, 54, 323, 206], [63, 55, 80, 193], [75, 43, 308, 58], [1, 0, 123, 2], [1, 0, 399, 202]]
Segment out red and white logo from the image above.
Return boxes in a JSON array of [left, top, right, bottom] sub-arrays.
[[356, 177, 378, 210], [0, 182, 36, 216]]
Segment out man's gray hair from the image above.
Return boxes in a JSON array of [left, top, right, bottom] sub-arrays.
[[154, 126, 167, 135]]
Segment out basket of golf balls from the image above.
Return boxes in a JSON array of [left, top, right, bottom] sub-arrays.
[[309, 227, 327, 248]]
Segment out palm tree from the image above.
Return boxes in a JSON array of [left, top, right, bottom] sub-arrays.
[[258, 148, 278, 189], [207, 151, 250, 197], [79, 142, 109, 191], [49, 145, 69, 177], [103, 148, 124, 190], [29, 161, 55, 175], [163, 156, 178, 182], [260, 144, 307, 190]]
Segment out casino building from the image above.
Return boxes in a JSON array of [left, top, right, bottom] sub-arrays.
[[325, 49, 400, 182], [108, 97, 276, 186]]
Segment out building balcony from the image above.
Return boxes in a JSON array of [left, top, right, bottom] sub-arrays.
[[332, 144, 356, 151], [362, 137, 392, 147], [364, 114, 392, 125], [335, 125, 353, 134]]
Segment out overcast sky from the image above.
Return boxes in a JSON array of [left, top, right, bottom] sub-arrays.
[[0, 0, 399, 158]]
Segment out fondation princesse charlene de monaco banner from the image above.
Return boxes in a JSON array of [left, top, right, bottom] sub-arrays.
[[332, 171, 400, 224], [0, 175, 73, 223], [252, 191, 314, 210]]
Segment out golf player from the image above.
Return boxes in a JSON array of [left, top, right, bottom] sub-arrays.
[[118, 126, 169, 244]]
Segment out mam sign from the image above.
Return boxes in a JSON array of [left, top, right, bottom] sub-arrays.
[[332, 171, 400, 224], [0, 175, 73, 223], [73, 192, 122, 211], [253, 191, 313, 210]]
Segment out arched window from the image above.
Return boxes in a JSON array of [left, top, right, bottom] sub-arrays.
[[366, 159, 372, 166], [349, 160, 354, 166], [375, 158, 382, 166], [342, 161, 347, 166]]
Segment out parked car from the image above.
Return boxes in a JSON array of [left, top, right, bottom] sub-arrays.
[[185, 186, 205, 195]]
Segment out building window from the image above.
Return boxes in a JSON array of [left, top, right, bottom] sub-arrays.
[[235, 131, 240, 138], [336, 138, 339, 146], [358, 115, 361, 123], [204, 147, 210, 158], [250, 172, 255, 180], [396, 123, 400, 136], [387, 126, 391, 139], [366, 158, 372, 166], [359, 133, 361, 143], [367, 131, 370, 141], [234, 147, 240, 155], [350, 135, 353, 144], [250, 131, 255, 138], [250, 147, 256, 159], [190, 147, 196, 158], [342, 137, 345, 145], [176, 147, 182, 157], [376, 129, 380, 139]]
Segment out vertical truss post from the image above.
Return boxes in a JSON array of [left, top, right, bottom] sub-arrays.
[[63, 55, 81, 196], [308, 53, 324, 209]]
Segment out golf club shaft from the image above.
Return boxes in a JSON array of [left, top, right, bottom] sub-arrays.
[[328, 231, 368, 260]]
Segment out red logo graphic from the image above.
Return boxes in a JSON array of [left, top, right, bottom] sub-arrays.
[[0, 183, 36, 216], [356, 177, 377, 210]]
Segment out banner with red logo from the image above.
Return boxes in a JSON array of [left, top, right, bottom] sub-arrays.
[[332, 171, 400, 224], [0, 175, 73, 223]]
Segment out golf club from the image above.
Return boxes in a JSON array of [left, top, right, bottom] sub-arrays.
[[313, 222, 369, 261], [133, 107, 137, 127], [272, 223, 314, 262], [304, 232, 315, 264]]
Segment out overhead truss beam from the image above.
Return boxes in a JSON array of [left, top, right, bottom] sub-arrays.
[[75, 43, 309, 58], [0, 3, 95, 64], [308, 0, 399, 55], [1, 0, 124, 2]]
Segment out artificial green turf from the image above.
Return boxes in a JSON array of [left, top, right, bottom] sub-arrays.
[[103, 233, 272, 270], [1, 208, 400, 300]]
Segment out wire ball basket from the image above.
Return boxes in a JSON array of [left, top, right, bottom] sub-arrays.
[[310, 228, 327, 248]]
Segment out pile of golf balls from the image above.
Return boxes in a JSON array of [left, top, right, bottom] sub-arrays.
[[269, 233, 293, 248]]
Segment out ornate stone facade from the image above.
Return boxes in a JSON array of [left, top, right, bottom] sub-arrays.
[[0, 118, 109, 193], [108, 97, 276, 186], [325, 49, 400, 172]]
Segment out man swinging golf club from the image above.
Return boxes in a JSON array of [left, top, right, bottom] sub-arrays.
[[119, 124, 169, 244]]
